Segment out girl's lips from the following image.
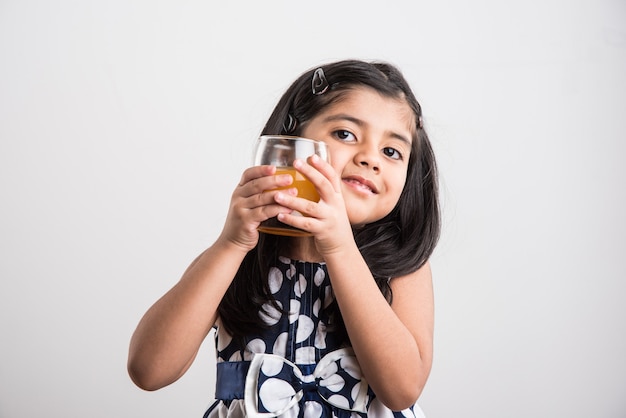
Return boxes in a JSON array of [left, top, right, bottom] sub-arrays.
[[342, 175, 379, 194]]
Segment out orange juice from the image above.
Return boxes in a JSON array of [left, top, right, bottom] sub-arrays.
[[257, 167, 318, 236], [273, 167, 319, 202]]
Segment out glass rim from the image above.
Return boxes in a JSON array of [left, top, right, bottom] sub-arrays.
[[258, 135, 326, 146]]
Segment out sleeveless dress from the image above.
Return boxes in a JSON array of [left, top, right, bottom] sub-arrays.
[[203, 256, 426, 418]]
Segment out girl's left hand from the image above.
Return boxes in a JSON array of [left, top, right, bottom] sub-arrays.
[[273, 155, 355, 256]]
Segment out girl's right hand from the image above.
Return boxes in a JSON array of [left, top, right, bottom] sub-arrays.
[[218, 165, 296, 252]]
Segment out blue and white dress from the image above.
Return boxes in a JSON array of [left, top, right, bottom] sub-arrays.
[[203, 256, 426, 418]]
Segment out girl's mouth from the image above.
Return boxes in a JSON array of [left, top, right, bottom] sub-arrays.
[[342, 176, 379, 194]]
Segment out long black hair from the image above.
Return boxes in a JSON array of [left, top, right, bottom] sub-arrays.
[[218, 60, 440, 342]]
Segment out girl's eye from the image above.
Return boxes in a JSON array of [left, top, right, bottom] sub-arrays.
[[332, 130, 356, 142], [383, 147, 402, 160]]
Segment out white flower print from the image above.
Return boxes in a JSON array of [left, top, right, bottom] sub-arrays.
[[260, 356, 285, 377], [323, 286, 334, 309], [351, 381, 363, 403], [289, 299, 301, 324], [259, 300, 283, 326], [268, 267, 283, 294], [313, 267, 325, 287], [295, 315, 314, 343], [314, 321, 327, 349], [313, 297, 321, 318], [294, 274, 307, 298], [216, 328, 232, 352], [272, 332, 288, 358], [244, 339, 266, 360], [287, 263, 296, 280], [320, 374, 345, 393], [326, 394, 349, 409]]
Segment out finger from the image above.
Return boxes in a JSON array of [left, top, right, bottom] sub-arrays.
[[247, 202, 295, 224], [273, 190, 319, 218], [238, 166, 294, 197], [307, 154, 342, 191], [246, 187, 297, 210], [276, 211, 320, 234], [245, 198, 298, 233], [238, 165, 275, 186], [292, 157, 339, 197]]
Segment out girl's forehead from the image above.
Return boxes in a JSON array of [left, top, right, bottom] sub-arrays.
[[316, 86, 416, 137]]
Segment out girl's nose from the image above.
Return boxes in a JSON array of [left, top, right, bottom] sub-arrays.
[[355, 146, 381, 172]]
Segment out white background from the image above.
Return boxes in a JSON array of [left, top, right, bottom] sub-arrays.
[[1, 1, 625, 417]]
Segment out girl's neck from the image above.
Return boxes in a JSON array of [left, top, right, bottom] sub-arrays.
[[282, 236, 324, 262]]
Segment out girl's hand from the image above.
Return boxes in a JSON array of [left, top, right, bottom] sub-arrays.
[[274, 155, 355, 256], [218, 165, 296, 252]]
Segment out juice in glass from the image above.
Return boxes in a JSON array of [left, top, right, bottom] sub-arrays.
[[257, 167, 319, 237], [253, 135, 329, 237]]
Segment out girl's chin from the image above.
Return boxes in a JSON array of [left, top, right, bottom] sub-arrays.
[[347, 213, 385, 229]]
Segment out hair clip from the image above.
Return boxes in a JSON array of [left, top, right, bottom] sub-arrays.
[[312, 68, 329, 95], [283, 113, 298, 133]]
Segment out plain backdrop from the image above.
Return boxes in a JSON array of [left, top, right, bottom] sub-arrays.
[[1, 1, 625, 417]]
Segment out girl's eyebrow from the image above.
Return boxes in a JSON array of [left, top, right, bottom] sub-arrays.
[[321, 113, 412, 145]]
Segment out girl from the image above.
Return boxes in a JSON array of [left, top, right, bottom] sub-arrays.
[[128, 59, 440, 418]]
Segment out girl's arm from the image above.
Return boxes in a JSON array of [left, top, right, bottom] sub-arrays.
[[127, 240, 248, 391], [127, 165, 295, 391], [324, 251, 433, 411]]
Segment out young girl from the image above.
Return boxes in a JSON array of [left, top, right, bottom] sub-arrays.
[[128, 59, 440, 418]]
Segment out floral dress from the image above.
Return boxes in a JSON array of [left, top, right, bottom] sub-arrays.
[[203, 256, 426, 418]]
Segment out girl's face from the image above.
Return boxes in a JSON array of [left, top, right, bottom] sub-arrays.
[[301, 86, 414, 226]]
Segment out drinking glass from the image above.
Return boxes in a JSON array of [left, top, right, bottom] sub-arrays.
[[253, 135, 330, 236]]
